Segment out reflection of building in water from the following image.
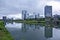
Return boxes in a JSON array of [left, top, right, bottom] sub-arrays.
[[21, 23, 41, 32], [54, 25, 60, 29], [45, 27, 53, 38], [35, 24, 40, 29], [44, 6, 52, 25], [6, 23, 54, 40], [21, 23, 28, 32], [21, 23, 48, 40]]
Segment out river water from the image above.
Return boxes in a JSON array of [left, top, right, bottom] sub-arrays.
[[5, 22, 60, 40]]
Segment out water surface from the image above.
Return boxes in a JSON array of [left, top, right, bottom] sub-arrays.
[[5, 22, 60, 40]]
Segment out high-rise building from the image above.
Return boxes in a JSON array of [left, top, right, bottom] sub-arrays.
[[44, 6, 52, 25], [3, 16, 6, 21], [3, 16, 7, 25], [53, 14, 60, 25], [45, 6, 52, 18], [26, 13, 29, 19], [35, 14, 37, 20], [22, 10, 27, 20], [37, 13, 40, 18]]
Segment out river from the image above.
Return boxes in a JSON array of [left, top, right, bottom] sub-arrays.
[[5, 22, 60, 40]]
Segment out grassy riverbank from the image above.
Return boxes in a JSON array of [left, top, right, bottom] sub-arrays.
[[13, 20, 45, 26], [14, 20, 45, 23], [0, 21, 13, 40]]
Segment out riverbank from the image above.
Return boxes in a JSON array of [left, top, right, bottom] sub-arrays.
[[14, 20, 45, 23], [0, 21, 13, 40], [13, 20, 45, 26]]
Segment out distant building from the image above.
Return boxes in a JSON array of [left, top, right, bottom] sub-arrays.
[[26, 13, 29, 19], [53, 14, 60, 19], [36, 13, 40, 20], [3, 16, 6, 22], [44, 6, 52, 25], [35, 13, 40, 19], [22, 10, 27, 20], [3, 16, 7, 25], [45, 6, 52, 18], [37, 13, 40, 18], [33, 12, 40, 20], [53, 14, 60, 25], [35, 14, 37, 20], [53, 14, 59, 21]]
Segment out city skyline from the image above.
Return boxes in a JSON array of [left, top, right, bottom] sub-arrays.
[[0, 0, 60, 19]]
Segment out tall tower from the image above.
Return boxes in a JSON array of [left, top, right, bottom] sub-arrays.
[[22, 10, 27, 20], [44, 6, 52, 25], [45, 6, 52, 18], [3, 16, 7, 25], [3, 16, 6, 21]]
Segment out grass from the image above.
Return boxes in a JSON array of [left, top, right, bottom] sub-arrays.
[[0, 21, 13, 40], [14, 20, 45, 23], [13, 20, 45, 26]]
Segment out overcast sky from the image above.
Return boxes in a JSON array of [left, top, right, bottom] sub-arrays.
[[0, 0, 60, 19]]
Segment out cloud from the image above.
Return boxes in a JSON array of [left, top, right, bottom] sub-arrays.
[[0, 0, 47, 15], [47, 1, 60, 15], [0, 0, 60, 17], [55, 0, 60, 1], [5, 13, 22, 19]]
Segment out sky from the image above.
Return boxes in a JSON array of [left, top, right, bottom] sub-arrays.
[[0, 0, 60, 19]]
